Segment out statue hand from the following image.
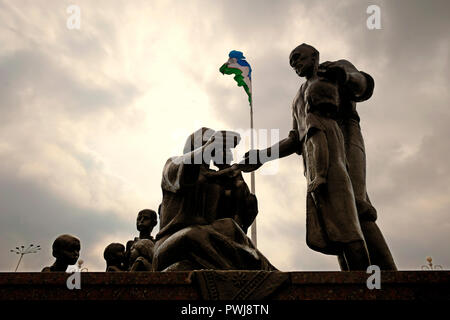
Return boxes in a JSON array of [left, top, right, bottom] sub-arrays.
[[317, 65, 347, 84], [238, 149, 263, 172], [236, 162, 263, 172], [204, 131, 241, 164], [215, 164, 241, 178]]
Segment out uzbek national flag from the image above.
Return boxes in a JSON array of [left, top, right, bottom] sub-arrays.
[[219, 50, 252, 105]]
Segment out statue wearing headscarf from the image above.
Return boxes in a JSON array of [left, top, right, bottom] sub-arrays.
[[152, 128, 275, 271]]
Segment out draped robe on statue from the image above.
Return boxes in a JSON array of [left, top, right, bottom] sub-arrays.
[[290, 60, 376, 255]]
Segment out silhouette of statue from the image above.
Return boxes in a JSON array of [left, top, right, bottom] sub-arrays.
[[125, 209, 158, 270], [103, 243, 126, 272], [41, 234, 80, 272], [242, 43, 396, 270], [152, 128, 275, 271]]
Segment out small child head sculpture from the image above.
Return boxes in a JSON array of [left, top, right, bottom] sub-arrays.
[[42, 234, 80, 272], [103, 243, 125, 271], [136, 209, 157, 234], [52, 234, 80, 266]]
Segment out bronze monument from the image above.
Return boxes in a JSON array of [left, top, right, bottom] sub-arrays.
[[241, 43, 396, 271], [38, 45, 395, 274]]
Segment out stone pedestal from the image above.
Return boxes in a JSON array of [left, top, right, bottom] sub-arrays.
[[0, 271, 448, 301]]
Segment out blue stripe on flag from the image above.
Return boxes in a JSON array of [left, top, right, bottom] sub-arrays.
[[236, 59, 252, 80], [228, 50, 252, 80]]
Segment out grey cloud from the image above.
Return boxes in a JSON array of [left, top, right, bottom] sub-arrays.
[[372, 118, 450, 206], [212, 0, 299, 39], [0, 49, 139, 123], [0, 174, 135, 272], [366, 115, 450, 269]]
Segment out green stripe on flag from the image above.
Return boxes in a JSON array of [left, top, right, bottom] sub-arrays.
[[220, 64, 252, 105]]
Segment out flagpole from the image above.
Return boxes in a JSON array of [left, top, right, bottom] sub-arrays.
[[250, 98, 257, 247], [220, 50, 257, 245]]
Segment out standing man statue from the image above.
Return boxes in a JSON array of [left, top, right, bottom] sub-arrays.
[[242, 43, 396, 270]]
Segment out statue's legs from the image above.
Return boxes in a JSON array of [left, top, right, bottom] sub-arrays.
[[304, 123, 370, 270], [340, 119, 372, 215], [338, 254, 349, 271], [360, 220, 397, 270], [153, 219, 275, 271], [338, 223, 396, 271], [342, 241, 371, 271], [340, 119, 397, 270]]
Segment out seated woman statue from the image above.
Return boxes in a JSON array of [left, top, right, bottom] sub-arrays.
[[152, 127, 275, 271]]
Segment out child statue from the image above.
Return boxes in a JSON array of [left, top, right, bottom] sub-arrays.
[[41, 234, 80, 272], [103, 243, 126, 272], [125, 209, 158, 269]]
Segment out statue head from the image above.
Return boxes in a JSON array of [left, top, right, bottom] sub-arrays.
[[103, 243, 125, 267], [137, 209, 158, 233], [183, 127, 215, 154], [183, 127, 240, 168], [289, 43, 319, 78], [212, 130, 240, 169], [52, 234, 80, 266], [182, 127, 216, 166]]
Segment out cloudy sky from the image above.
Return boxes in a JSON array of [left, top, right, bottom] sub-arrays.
[[0, 0, 449, 272]]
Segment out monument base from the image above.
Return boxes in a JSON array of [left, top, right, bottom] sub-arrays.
[[0, 271, 448, 300]]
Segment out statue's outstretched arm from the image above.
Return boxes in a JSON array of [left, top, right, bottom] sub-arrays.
[[238, 133, 300, 173]]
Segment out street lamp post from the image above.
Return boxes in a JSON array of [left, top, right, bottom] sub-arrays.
[[77, 259, 88, 272], [421, 256, 443, 270], [10, 244, 41, 272]]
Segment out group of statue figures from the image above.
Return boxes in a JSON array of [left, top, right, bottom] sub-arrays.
[[42, 209, 158, 272], [42, 44, 397, 273]]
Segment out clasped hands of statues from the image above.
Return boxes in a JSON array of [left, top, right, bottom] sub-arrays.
[[204, 63, 351, 180], [201, 130, 263, 180]]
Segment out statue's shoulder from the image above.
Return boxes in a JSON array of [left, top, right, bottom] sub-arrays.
[[319, 59, 357, 71]]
